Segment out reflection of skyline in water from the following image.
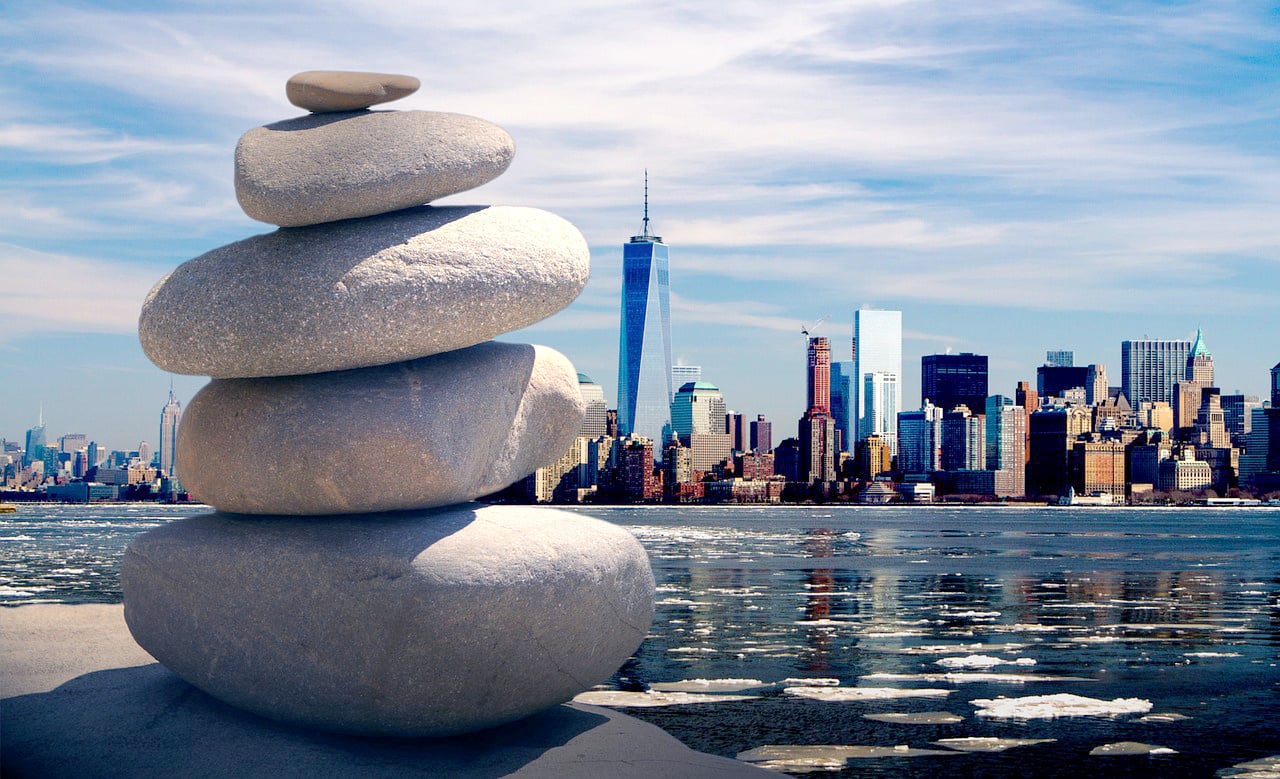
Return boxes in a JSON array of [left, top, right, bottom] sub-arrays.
[[595, 505, 1280, 777]]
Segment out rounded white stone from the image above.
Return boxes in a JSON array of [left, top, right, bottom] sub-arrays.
[[286, 70, 420, 113], [175, 342, 585, 515], [138, 205, 589, 378], [121, 505, 656, 737], [235, 110, 514, 227]]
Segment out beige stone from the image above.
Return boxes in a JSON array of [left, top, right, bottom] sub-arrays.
[[175, 342, 585, 515], [139, 206, 588, 378], [286, 70, 419, 112]]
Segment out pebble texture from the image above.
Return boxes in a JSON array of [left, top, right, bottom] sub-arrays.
[[236, 110, 514, 226], [139, 206, 589, 378], [175, 342, 584, 515], [286, 70, 419, 113], [121, 505, 656, 737]]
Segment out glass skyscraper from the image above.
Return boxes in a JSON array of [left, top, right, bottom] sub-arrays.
[[852, 309, 902, 444], [1121, 339, 1193, 406], [616, 185, 673, 454]]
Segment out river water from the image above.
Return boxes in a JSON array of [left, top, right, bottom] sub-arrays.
[[2, 503, 1277, 777]]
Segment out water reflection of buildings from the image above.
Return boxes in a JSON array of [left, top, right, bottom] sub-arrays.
[[802, 529, 835, 671]]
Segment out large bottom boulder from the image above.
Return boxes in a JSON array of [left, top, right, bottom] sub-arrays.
[[122, 504, 655, 737]]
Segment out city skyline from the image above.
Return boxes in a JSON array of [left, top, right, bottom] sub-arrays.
[[3, 2, 1278, 448]]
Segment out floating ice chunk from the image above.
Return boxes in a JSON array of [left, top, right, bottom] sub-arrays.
[[649, 678, 766, 692], [666, 647, 718, 654], [781, 677, 841, 687], [1217, 755, 1280, 777], [1139, 713, 1192, 723], [1090, 741, 1178, 756], [933, 737, 1056, 752], [572, 690, 758, 708], [786, 686, 951, 701], [935, 655, 1036, 669], [939, 610, 1001, 619], [865, 712, 964, 724], [1184, 652, 1242, 658], [863, 672, 1090, 684], [657, 598, 713, 606], [737, 744, 959, 771], [973, 693, 1152, 719]]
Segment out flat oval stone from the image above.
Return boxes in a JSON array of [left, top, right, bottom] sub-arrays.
[[139, 206, 588, 378], [122, 505, 656, 736], [175, 342, 585, 515], [235, 110, 514, 226], [286, 70, 420, 113]]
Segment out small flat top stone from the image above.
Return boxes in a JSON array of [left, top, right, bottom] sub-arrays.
[[286, 70, 419, 112]]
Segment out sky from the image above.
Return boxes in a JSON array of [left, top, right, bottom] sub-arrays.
[[2, 0, 1278, 451]]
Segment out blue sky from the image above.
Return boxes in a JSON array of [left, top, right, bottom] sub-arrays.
[[2, 0, 1278, 450]]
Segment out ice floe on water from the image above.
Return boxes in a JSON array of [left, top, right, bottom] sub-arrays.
[[737, 744, 959, 772], [865, 712, 964, 724], [1217, 755, 1280, 778], [648, 678, 767, 692], [786, 686, 951, 701], [935, 654, 1036, 669], [972, 693, 1152, 719], [1089, 741, 1178, 756], [862, 672, 1091, 684], [1184, 651, 1242, 658], [781, 677, 841, 686], [932, 737, 1056, 752], [1139, 712, 1192, 723], [572, 690, 758, 707]]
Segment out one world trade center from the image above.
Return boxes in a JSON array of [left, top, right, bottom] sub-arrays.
[[616, 175, 673, 456]]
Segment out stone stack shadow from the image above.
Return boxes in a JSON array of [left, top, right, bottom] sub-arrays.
[[124, 70, 655, 737]]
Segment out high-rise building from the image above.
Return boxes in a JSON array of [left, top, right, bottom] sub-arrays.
[[941, 405, 985, 471], [671, 364, 701, 390], [59, 433, 87, 454], [1027, 406, 1091, 497], [23, 408, 45, 469], [1186, 328, 1214, 386], [986, 395, 1026, 497], [725, 412, 748, 453], [616, 179, 673, 454], [1016, 380, 1038, 465], [1271, 361, 1280, 407], [1221, 394, 1260, 442], [807, 337, 830, 414], [830, 361, 854, 451], [1121, 338, 1193, 406], [670, 382, 727, 442], [921, 353, 988, 414], [577, 374, 609, 438], [1046, 350, 1074, 367], [852, 309, 902, 444], [897, 400, 943, 474], [862, 372, 898, 457], [159, 388, 182, 478], [750, 415, 772, 454]]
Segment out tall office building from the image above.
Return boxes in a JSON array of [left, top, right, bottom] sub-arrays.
[[1046, 350, 1074, 367], [578, 374, 609, 438], [852, 309, 902, 443], [941, 405, 984, 471], [1186, 328, 1214, 386], [59, 433, 87, 454], [807, 337, 831, 414], [1271, 361, 1279, 406], [1027, 406, 1091, 497], [921, 353, 988, 414], [159, 388, 182, 478], [670, 382, 727, 442], [986, 395, 1026, 497], [23, 409, 45, 469], [897, 400, 943, 474], [1121, 338, 1193, 406], [671, 365, 701, 390], [830, 361, 854, 451], [616, 178, 673, 453], [750, 415, 772, 454], [862, 372, 899, 456]]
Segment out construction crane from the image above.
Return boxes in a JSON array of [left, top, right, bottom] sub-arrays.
[[800, 315, 829, 339]]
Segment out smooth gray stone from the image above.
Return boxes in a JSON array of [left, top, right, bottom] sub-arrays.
[[286, 70, 420, 112], [139, 206, 589, 378], [120, 506, 657, 737], [235, 110, 514, 226], [176, 342, 584, 515], [1, 604, 770, 777]]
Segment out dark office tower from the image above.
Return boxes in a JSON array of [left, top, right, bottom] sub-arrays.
[[1272, 361, 1280, 407], [1186, 328, 1214, 386], [921, 353, 988, 414], [1027, 406, 1092, 497], [725, 412, 748, 453], [1221, 394, 1260, 442], [798, 412, 837, 483], [750, 415, 773, 454], [941, 405, 984, 471], [1121, 338, 1192, 406], [616, 174, 673, 452], [23, 406, 45, 469], [807, 337, 831, 414]]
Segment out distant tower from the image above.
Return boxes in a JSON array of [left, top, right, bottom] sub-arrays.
[[616, 172, 673, 456], [1046, 350, 1073, 367], [921, 353, 988, 413], [1121, 338, 1193, 406], [1272, 361, 1280, 407], [159, 385, 183, 478], [577, 374, 608, 438], [807, 337, 831, 414], [799, 336, 836, 482], [1186, 328, 1214, 386], [852, 309, 902, 444]]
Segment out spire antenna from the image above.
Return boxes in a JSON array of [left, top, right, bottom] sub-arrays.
[[642, 169, 650, 239]]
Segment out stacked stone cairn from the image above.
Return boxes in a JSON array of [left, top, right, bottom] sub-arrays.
[[123, 71, 655, 737]]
